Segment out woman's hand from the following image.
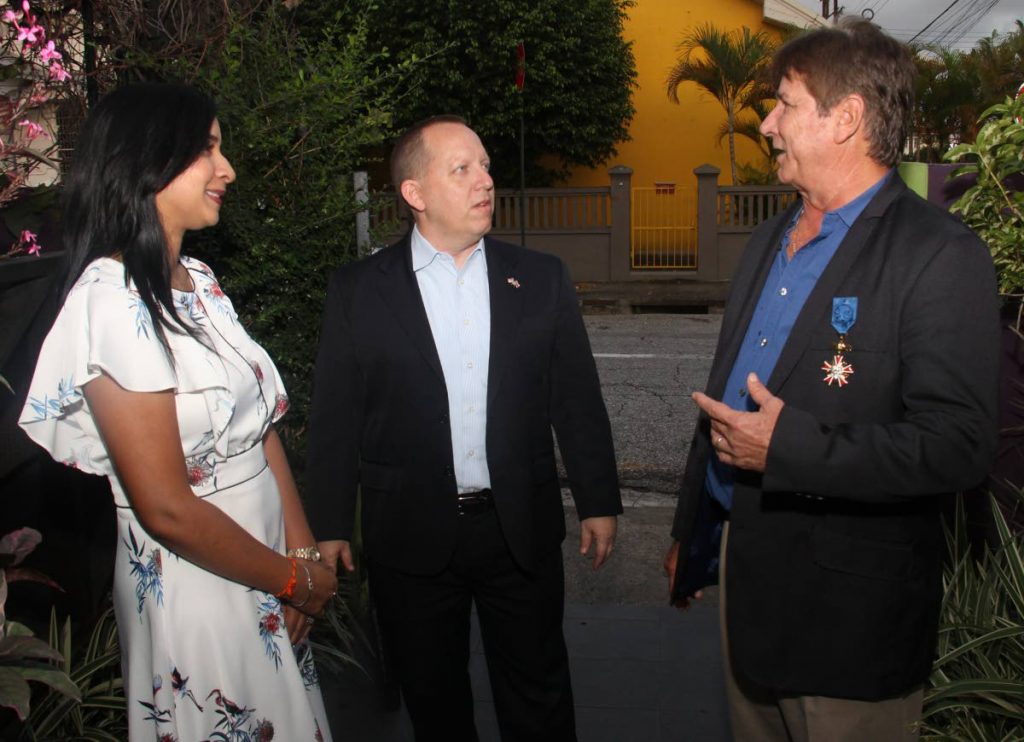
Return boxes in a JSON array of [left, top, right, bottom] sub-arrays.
[[290, 558, 338, 617], [284, 604, 313, 645]]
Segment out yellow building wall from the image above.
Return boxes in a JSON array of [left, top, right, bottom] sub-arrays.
[[561, 0, 784, 189]]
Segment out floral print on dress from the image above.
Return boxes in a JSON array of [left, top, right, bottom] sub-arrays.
[[205, 688, 268, 741], [171, 667, 204, 711], [190, 258, 217, 280], [127, 290, 154, 338], [125, 524, 164, 616], [185, 452, 217, 489], [175, 291, 206, 325], [295, 643, 320, 690], [272, 394, 289, 423], [74, 263, 103, 287], [201, 279, 237, 323], [257, 596, 285, 670], [26, 375, 77, 421], [19, 256, 331, 740], [139, 698, 173, 726]]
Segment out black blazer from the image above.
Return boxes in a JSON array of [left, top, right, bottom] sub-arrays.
[[671, 175, 999, 700], [305, 236, 622, 575]]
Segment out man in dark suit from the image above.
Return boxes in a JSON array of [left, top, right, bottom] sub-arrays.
[[664, 19, 999, 740], [305, 115, 622, 741]]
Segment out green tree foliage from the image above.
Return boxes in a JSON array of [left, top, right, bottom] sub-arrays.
[[945, 95, 1024, 310], [81, 1, 410, 458], [912, 21, 1024, 161], [337, 0, 637, 186], [666, 24, 777, 185], [190, 5, 402, 457]]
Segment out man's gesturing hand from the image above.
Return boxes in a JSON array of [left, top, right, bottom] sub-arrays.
[[693, 373, 783, 473]]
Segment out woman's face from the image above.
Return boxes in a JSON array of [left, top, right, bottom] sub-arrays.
[[155, 119, 235, 248]]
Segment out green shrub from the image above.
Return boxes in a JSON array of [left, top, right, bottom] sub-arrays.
[[17, 607, 125, 741], [945, 95, 1024, 308], [921, 490, 1024, 740], [168, 2, 408, 463]]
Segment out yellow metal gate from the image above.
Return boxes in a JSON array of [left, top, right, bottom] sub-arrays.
[[630, 186, 697, 270]]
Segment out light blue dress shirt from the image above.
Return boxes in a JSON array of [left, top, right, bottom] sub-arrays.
[[706, 172, 891, 510], [411, 226, 492, 493]]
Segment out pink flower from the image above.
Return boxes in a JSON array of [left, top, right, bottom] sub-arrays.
[[47, 61, 69, 82], [38, 40, 60, 62], [18, 229, 41, 255], [16, 22, 42, 45], [17, 119, 47, 140], [2, 9, 20, 23]]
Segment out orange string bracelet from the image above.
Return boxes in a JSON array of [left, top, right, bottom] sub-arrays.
[[275, 557, 298, 601]]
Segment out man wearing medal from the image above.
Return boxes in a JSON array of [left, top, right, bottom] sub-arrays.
[[664, 18, 999, 741]]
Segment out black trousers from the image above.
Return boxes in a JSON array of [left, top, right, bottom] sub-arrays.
[[368, 506, 576, 742]]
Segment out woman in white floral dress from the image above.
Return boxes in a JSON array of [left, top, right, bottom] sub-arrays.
[[19, 83, 337, 741]]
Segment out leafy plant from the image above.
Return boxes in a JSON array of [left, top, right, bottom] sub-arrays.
[[345, 0, 637, 185], [921, 490, 1024, 739], [0, 528, 79, 723], [666, 24, 777, 185], [16, 606, 125, 741], [945, 94, 1024, 319], [129, 2, 408, 462], [911, 21, 1024, 160]]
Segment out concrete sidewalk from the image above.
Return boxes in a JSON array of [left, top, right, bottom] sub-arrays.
[[323, 594, 730, 742], [471, 600, 729, 741]]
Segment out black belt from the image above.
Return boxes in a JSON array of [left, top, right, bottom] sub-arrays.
[[456, 489, 493, 516]]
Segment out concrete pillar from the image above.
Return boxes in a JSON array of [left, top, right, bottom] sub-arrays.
[[354, 171, 370, 255], [694, 164, 720, 281], [608, 165, 633, 281]]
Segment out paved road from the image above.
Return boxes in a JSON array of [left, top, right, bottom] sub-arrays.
[[564, 314, 720, 606]]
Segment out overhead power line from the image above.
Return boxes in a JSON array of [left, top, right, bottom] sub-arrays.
[[909, 0, 964, 43]]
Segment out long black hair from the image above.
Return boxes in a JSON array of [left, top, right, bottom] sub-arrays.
[[61, 82, 218, 354]]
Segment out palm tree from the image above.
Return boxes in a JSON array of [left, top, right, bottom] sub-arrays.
[[666, 24, 777, 184], [913, 46, 981, 159]]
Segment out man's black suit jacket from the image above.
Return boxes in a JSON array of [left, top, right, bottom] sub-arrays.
[[671, 175, 999, 700], [306, 235, 622, 575]]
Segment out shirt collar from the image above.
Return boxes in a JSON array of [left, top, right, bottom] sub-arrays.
[[411, 226, 485, 272], [831, 170, 893, 229]]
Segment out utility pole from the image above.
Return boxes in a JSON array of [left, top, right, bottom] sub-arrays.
[[821, 0, 842, 22]]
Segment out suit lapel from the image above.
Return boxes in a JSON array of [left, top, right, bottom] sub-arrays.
[[374, 235, 445, 383], [767, 176, 906, 392], [485, 239, 524, 406]]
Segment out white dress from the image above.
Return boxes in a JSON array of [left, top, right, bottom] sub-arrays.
[[19, 256, 332, 742]]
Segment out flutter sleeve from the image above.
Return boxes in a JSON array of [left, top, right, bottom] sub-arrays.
[[18, 260, 179, 477]]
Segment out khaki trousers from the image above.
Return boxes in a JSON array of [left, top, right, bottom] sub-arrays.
[[718, 522, 923, 742]]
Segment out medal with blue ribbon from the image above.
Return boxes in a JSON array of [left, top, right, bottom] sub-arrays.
[[822, 297, 857, 387]]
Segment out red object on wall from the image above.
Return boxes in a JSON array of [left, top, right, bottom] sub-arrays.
[[516, 42, 526, 92]]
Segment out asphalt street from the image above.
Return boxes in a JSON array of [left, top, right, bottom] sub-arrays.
[[563, 313, 721, 606]]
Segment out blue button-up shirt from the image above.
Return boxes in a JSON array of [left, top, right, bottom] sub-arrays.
[[706, 172, 891, 510], [411, 226, 491, 492]]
